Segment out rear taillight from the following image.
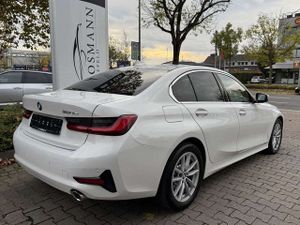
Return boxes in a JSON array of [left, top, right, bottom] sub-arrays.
[[23, 109, 33, 119], [67, 114, 137, 136]]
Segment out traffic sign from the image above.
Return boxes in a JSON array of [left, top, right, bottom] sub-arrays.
[[131, 41, 140, 60]]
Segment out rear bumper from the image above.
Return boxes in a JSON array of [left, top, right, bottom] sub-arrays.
[[13, 125, 159, 200]]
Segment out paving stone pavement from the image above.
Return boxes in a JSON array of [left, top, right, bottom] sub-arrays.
[[0, 110, 299, 225]]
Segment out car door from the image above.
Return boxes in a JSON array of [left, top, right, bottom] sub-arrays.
[[171, 71, 240, 163], [216, 73, 268, 152], [22, 72, 53, 96], [0, 71, 23, 103]]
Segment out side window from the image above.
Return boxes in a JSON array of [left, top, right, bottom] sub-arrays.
[[217, 74, 252, 103], [188, 72, 224, 102], [0, 72, 22, 84], [23, 72, 52, 84], [44, 74, 53, 83], [172, 75, 197, 102]]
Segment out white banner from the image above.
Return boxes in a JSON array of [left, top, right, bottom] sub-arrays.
[[49, 0, 108, 90]]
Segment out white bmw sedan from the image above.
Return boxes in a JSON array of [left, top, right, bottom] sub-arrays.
[[14, 65, 283, 210]]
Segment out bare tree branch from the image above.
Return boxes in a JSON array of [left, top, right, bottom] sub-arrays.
[[143, 0, 231, 64]]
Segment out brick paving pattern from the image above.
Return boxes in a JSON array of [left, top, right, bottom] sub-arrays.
[[0, 110, 299, 225]]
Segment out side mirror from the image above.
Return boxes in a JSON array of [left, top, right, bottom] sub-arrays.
[[256, 93, 268, 103]]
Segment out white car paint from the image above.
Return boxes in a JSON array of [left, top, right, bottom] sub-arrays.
[[13, 65, 283, 201]]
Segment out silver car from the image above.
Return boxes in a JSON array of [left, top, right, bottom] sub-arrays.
[[0, 70, 52, 104]]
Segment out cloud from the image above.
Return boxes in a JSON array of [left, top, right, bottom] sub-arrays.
[[142, 45, 207, 64], [108, 0, 300, 64]]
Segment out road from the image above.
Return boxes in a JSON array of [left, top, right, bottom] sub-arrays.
[[1, 110, 300, 225], [268, 94, 300, 111]]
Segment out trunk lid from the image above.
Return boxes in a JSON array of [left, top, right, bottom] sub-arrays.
[[22, 90, 131, 150]]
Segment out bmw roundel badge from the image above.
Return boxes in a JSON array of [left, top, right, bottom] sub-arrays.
[[37, 102, 42, 111]]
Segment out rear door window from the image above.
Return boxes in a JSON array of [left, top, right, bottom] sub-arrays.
[[0, 71, 22, 83], [188, 72, 224, 102], [23, 72, 52, 84]]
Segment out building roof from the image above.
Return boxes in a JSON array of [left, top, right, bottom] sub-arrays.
[[268, 61, 294, 70]]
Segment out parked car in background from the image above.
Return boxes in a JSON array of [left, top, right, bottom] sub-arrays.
[[0, 70, 52, 105], [264, 77, 275, 84], [296, 86, 300, 94], [251, 76, 264, 84], [14, 65, 283, 210]]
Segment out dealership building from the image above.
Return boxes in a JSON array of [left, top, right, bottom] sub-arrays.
[[0, 49, 51, 72], [272, 13, 300, 85]]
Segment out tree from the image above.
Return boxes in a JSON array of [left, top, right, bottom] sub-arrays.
[[143, 0, 231, 64], [109, 35, 130, 68], [0, 0, 50, 57], [211, 23, 243, 69], [244, 14, 300, 84]]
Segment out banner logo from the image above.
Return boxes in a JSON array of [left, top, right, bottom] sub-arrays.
[[73, 24, 85, 81], [72, 7, 101, 81]]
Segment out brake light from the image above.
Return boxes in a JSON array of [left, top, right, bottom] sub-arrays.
[[23, 109, 33, 119], [67, 114, 137, 136]]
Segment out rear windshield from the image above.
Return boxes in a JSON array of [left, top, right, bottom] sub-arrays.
[[65, 68, 167, 96]]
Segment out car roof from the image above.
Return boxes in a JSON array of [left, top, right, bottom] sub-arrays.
[[118, 64, 226, 74], [0, 70, 52, 75]]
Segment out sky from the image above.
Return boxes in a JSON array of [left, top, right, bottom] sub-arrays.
[[108, 0, 300, 64]]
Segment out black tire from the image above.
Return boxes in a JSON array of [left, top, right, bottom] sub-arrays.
[[157, 142, 204, 211], [265, 119, 283, 154]]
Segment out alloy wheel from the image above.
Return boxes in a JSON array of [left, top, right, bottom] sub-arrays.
[[171, 152, 200, 203], [272, 122, 282, 151]]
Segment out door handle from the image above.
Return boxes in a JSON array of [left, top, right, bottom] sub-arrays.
[[45, 87, 53, 90], [195, 109, 208, 117], [13, 87, 22, 90], [239, 109, 247, 116]]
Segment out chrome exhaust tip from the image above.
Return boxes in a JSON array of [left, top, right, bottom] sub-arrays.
[[70, 189, 86, 202]]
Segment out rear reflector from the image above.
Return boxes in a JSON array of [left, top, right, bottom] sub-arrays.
[[67, 114, 137, 136], [74, 170, 117, 193], [23, 109, 33, 119], [73, 177, 105, 186]]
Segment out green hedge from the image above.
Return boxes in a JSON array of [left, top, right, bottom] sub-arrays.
[[245, 84, 297, 90], [0, 105, 23, 152]]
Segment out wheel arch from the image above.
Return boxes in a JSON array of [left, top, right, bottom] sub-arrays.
[[160, 137, 207, 183], [277, 115, 283, 124], [156, 136, 207, 200], [180, 137, 207, 169]]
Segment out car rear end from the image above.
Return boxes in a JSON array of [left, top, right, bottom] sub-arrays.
[[13, 67, 170, 200], [14, 90, 139, 198]]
